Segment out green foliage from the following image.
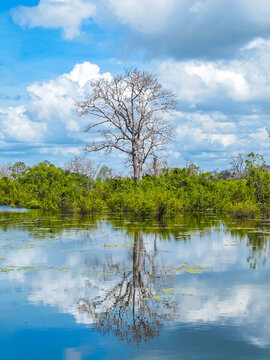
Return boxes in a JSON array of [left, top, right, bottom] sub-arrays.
[[0, 157, 269, 219], [229, 200, 260, 218]]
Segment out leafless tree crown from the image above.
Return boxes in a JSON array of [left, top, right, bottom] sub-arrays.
[[64, 154, 99, 179], [76, 69, 177, 180], [230, 153, 247, 179]]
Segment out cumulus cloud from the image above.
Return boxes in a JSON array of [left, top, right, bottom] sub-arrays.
[[26, 62, 103, 123], [106, 0, 177, 35], [10, 0, 270, 59], [112, 0, 270, 59], [0, 106, 46, 142], [0, 62, 111, 163], [155, 52, 269, 106], [149, 39, 270, 166], [11, 0, 96, 39], [174, 112, 237, 151], [169, 110, 269, 169]]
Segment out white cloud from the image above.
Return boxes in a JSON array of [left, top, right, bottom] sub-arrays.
[[102, 0, 270, 59], [156, 60, 251, 104], [12, 0, 96, 40], [250, 127, 269, 146], [0, 62, 112, 163], [10, 0, 270, 59], [107, 0, 177, 35], [0, 106, 46, 142], [174, 112, 237, 150], [168, 109, 270, 168], [27, 61, 110, 124], [242, 37, 270, 51], [39, 146, 81, 156], [150, 37, 270, 113]]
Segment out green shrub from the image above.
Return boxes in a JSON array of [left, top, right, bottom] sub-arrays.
[[229, 200, 260, 218]]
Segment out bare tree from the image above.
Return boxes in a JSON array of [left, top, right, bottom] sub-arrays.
[[76, 69, 177, 181], [0, 163, 12, 178], [0, 161, 28, 179], [64, 154, 99, 179], [144, 155, 168, 176], [230, 153, 247, 179], [10, 161, 28, 178], [96, 165, 117, 181], [185, 159, 200, 175]]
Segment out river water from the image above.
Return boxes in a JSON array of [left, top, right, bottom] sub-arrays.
[[0, 207, 270, 359]]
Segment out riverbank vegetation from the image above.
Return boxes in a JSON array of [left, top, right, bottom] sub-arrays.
[[0, 153, 269, 219]]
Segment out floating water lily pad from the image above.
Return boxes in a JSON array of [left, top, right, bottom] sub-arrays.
[[161, 288, 175, 292], [184, 269, 200, 273], [175, 293, 192, 296], [1, 268, 15, 272], [18, 266, 43, 271]]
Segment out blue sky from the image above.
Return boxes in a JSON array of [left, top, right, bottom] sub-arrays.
[[0, 0, 270, 172]]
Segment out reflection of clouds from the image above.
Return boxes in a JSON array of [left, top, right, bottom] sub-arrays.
[[65, 348, 82, 360], [0, 247, 48, 282], [180, 284, 252, 322], [1, 225, 270, 348], [24, 259, 270, 348], [28, 271, 120, 325], [145, 231, 247, 272], [7, 248, 48, 267], [172, 281, 270, 348], [29, 271, 90, 324]]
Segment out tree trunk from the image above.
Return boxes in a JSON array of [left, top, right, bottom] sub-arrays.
[[137, 144, 143, 181], [132, 141, 139, 180], [153, 155, 158, 176]]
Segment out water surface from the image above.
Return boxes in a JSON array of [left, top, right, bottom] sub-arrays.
[[0, 208, 270, 359]]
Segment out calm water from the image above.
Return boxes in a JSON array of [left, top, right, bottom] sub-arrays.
[[0, 208, 270, 359]]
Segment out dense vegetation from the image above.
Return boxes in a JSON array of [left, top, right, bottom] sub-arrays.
[[0, 153, 269, 219]]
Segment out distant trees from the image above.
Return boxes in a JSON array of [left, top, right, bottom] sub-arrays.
[[96, 165, 116, 181], [144, 155, 168, 176], [185, 159, 200, 175], [230, 153, 247, 179], [64, 154, 99, 179], [65, 155, 118, 181], [76, 69, 177, 181], [0, 161, 28, 179]]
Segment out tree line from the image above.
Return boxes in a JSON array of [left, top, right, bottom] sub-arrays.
[[0, 152, 269, 218]]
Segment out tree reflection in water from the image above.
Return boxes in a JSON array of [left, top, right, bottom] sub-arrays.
[[77, 231, 177, 344]]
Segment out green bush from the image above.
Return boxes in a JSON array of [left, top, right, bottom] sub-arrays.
[[229, 200, 260, 218]]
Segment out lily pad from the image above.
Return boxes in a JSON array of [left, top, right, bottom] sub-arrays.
[[184, 269, 200, 274], [161, 288, 175, 292]]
